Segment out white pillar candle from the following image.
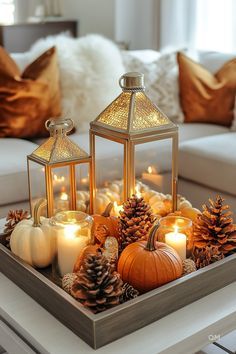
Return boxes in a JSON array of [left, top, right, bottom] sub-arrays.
[[57, 225, 88, 276], [165, 227, 186, 260]]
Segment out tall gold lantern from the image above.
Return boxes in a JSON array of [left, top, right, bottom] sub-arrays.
[[90, 72, 178, 211], [27, 118, 93, 217]]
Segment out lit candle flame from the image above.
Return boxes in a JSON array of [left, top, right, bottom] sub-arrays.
[[53, 174, 65, 183], [113, 201, 123, 215], [174, 225, 179, 234], [81, 177, 88, 184], [60, 192, 68, 201], [135, 185, 142, 198], [147, 165, 157, 174]]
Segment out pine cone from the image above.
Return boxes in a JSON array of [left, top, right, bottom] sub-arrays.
[[119, 195, 156, 251], [193, 245, 224, 269], [62, 273, 78, 295], [182, 259, 197, 275], [4, 209, 29, 233], [71, 249, 123, 313], [3, 209, 29, 248], [193, 196, 236, 255], [120, 283, 139, 303]]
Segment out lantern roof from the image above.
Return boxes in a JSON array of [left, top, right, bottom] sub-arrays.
[[29, 119, 89, 165], [90, 72, 177, 138]]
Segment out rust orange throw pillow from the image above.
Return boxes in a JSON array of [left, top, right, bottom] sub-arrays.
[[0, 46, 61, 138], [177, 52, 236, 126]]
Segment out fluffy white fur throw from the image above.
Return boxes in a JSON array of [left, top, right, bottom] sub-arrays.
[[29, 34, 125, 132]]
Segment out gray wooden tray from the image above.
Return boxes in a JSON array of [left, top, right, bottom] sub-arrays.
[[0, 243, 236, 349]]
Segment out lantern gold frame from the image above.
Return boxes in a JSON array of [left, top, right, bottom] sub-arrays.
[[27, 119, 93, 217], [90, 72, 178, 211]]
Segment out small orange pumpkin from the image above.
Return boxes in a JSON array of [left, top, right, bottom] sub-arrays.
[[73, 224, 110, 272], [118, 224, 183, 293], [93, 203, 120, 239]]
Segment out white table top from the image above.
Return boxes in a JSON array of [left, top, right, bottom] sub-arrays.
[[0, 273, 236, 354]]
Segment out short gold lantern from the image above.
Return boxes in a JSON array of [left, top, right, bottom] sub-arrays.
[[90, 72, 178, 211], [27, 118, 93, 217]]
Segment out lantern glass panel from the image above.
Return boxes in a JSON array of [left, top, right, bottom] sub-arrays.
[[94, 135, 124, 213], [52, 166, 71, 214], [28, 160, 46, 213], [135, 139, 172, 204], [75, 163, 90, 213]]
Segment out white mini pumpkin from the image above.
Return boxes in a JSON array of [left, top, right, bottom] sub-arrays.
[[10, 199, 56, 268]]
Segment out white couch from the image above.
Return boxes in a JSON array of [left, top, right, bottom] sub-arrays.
[[0, 49, 235, 217]]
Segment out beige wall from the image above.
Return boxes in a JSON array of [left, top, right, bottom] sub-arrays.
[[115, 0, 158, 50], [17, 0, 115, 39], [59, 0, 115, 38]]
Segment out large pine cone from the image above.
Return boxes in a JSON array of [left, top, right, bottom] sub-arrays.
[[71, 249, 123, 313], [193, 196, 236, 255], [119, 195, 156, 251]]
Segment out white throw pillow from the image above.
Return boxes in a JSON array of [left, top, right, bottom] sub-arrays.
[[28, 33, 125, 133], [122, 51, 184, 123]]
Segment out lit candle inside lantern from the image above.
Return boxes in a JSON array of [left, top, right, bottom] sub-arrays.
[[80, 177, 88, 185], [57, 224, 89, 276], [112, 201, 123, 216], [142, 165, 163, 190], [53, 174, 65, 184], [135, 185, 142, 198], [56, 190, 69, 210], [165, 226, 186, 260]]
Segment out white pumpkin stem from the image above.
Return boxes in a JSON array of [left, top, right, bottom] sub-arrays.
[[33, 198, 47, 227], [145, 223, 160, 251]]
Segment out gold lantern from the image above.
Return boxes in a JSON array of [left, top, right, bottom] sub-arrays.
[[90, 72, 178, 211], [27, 118, 93, 217]]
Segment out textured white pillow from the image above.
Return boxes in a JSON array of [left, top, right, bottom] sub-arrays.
[[28, 34, 125, 132], [122, 51, 184, 123]]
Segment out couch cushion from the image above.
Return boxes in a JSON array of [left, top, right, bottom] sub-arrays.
[[198, 50, 236, 73], [177, 51, 236, 127], [179, 133, 236, 196], [0, 139, 38, 205], [0, 46, 61, 139], [70, 123, 229, 186]]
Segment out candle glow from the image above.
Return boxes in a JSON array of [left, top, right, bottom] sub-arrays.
[[60, 192, 68, 201], [165, 225, 187, 260], [135, 185, 142, 198], [112, 201, 123, 216]]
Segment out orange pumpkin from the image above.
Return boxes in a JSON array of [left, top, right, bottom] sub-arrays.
[[118, 224, 183, 293], [93, 203, 120, 239]]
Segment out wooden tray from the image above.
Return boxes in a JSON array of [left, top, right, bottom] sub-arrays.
[[0, 243, 236, 349]]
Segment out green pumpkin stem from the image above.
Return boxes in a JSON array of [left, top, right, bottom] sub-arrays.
[[101, 202, 113, 217], [33, 198, 47, 227], [145, 223, 160, 251]]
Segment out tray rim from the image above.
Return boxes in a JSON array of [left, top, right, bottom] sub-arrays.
[[1, 242, 236, 348], [2, 242, 236, 321]]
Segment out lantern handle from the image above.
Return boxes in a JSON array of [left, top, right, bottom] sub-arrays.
[[119, 72, 145, 91], [45, 118, 74, 134], [119, 75, 125, 90]]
